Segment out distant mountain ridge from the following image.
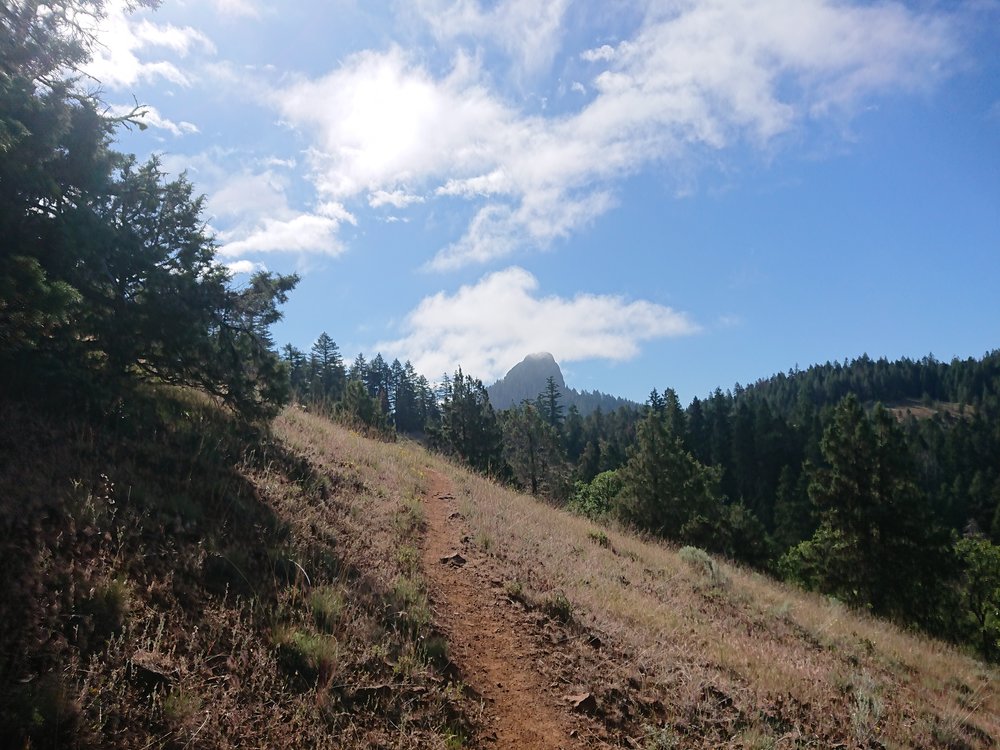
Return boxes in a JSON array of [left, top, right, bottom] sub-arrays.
[[486, 353, 637, 416]]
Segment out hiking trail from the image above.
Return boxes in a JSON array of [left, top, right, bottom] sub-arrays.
[[420, 468, 589, 749]]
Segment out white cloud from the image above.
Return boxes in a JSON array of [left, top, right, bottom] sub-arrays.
[[224, 259, 267, 275], [206, 169, 293, 223], [199, 167, 345, 259], [273, 47, 513, 199], [108, 103, 198, 136], [581, 44, 616, 62], [413, 0, 570, 76], [132, 19, 215, 56], [429, 190, 616, 270], [85, 1, 216, 88], [378, 266, 699, 381], [217, 214, 346, 257], [272, 0, 958, 270], [369, 189, 425, 208], [317, 201, 357, 224]]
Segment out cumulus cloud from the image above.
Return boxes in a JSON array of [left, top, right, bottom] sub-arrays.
[[272, 47, 513, 199], [206, 169, 293, 223], [378, 266, 699, 381], [272, 0, 958, 271], [85, 0, 215, 88], [202, 164, 356, 259], [581, 44, 616, 62]]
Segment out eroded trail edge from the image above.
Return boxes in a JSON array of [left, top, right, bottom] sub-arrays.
[[420, 469, 586, 750]]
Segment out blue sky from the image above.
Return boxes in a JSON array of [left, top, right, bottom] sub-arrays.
[[91, 0, 999, 404]]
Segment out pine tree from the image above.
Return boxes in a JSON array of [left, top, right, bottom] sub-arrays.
[[502, 402, 566, 496], [281, 344, 308, 397], [618, 394, 722, 541], [309, 333, 345, 406], [439, 368, 504, 474], [0, 1, 295, 420], [783, 395, 953, 622], [541, 375, 564, 430]]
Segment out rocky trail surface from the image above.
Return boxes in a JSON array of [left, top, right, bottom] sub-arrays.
[[420, 468, 594, 749]]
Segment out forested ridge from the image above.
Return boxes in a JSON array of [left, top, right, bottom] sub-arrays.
[[286, 339, 1000, 659]]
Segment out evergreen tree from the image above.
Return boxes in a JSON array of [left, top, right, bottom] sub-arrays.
[[0, 0, 295, 420], [438, 368, 504, 474], [337, 378, 388, 434], [347, 353, 367, 382], [281, 344, 308, 397], [782, 396, 953, 622], [502, 402, 566, 496], [541, 375, 564, 430], [309, 332, 345, 406], [617, 394, 722, 542], [563, 404, 585, 463]]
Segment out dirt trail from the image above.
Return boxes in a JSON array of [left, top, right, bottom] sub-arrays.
[[421, 468, 588, 750]]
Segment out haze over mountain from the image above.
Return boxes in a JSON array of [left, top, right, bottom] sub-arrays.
[[487, 353, 636, 416]]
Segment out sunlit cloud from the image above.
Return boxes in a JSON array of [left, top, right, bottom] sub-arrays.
[[369, 189, 426, 208], [580, 44, 615, 62], [224, 259, 267, 275], [85, 1, 216, 89], [211, 0, 261, 19], [217, 214, 347, 257], [271, 0, 957, 271], [205, 164, 355, 258], [378, 266, 700, 381]]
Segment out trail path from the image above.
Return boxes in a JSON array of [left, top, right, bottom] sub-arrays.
[[421, 468, 588, 750]]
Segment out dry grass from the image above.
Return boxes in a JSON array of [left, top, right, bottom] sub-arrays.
[[6, 396, 994, 749], [0, 393, 477, 749], [445, 456, 998, 748], [275, 409, 999, 748]]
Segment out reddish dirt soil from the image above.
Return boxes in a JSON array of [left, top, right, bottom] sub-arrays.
[[421, 468, 589, 750]]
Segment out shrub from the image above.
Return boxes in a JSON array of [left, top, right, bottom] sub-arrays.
[[80, 578, 132, 649], [679, 546, 728, 588], [587, 530, 610, 548]]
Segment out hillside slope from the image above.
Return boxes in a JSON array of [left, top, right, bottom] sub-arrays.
[[277, 409, 999, 749], [2, 397, 996, 748]]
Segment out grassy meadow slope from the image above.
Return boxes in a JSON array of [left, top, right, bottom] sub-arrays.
[[278, 408, 999, 750], [1, 395, 995, 748], [0, 392, 479, 749]]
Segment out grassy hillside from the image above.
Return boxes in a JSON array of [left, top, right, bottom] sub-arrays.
[[1, 394, 996, 748], [279, 409, 999, 749]]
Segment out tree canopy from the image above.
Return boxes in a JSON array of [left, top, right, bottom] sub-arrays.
[[1, 0, 296, 420]]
